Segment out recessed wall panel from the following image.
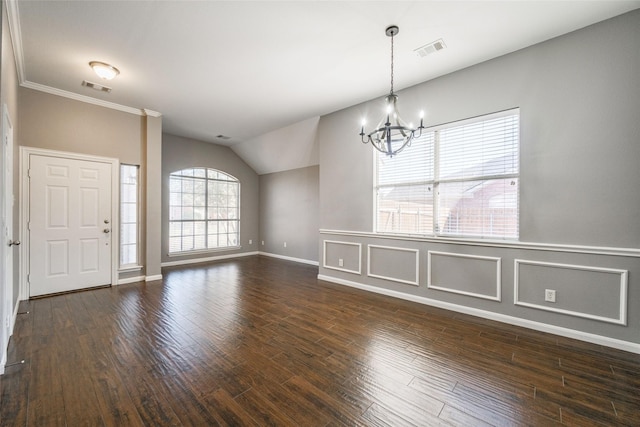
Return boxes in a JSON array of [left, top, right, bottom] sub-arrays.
[[368, 245, 419, 286], [428, 251, 501, 301], [514, 260, 628, 325], [323, 240, 361, 274]]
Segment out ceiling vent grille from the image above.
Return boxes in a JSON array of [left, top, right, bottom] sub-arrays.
[[414, 39, 446, 57], [82, 80, 112, 93]]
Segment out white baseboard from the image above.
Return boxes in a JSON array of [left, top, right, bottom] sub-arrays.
[[259, 251, 319, 266], [145, 274, 163, 282], [161, 251, 259, 268], [1, 300, 20, 375], [117, 275, 145, 285], [317, 274, 640, 355]]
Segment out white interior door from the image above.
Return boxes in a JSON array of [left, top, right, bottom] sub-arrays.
[[29, 155, 113, 297], [1, 107, 14, 373]]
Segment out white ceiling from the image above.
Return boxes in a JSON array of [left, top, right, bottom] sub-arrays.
[[10, 1, 640, 171]]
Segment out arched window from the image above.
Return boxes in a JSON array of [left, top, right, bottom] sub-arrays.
[[169, 168, 240, 253]]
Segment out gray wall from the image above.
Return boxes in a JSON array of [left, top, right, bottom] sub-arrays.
[[318, 10, 640, 348], [161, 133, 259, 263], [19, 88, 143, 165], [259, 165, 319, 263], [16, 88, 163, 282]]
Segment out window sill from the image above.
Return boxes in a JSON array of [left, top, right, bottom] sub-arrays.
[[119, 265, 143, 273], [168, 246, 242, 257]]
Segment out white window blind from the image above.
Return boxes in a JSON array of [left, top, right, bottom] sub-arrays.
[[169, 168, 240, 254], [377, 133, 434, 235], [376, 109, 519, 240]]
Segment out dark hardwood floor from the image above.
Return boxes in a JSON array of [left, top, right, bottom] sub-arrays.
[[1, 256, 639, 426]]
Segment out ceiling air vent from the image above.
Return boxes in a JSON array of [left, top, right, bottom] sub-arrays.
[[414, 39, 446, 58], [82, 80, 112, 93]]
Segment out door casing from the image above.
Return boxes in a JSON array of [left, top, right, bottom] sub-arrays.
[[19, 147, 119, 299]]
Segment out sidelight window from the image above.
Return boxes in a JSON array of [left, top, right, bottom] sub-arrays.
[[120, 164, 140, 268]]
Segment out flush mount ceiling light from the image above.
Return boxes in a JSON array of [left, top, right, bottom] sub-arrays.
[[360, 25, 424, 157], [89, 61, 120, 80]]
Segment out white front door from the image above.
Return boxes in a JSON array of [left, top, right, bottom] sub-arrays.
[[29, 155, 113, 297]]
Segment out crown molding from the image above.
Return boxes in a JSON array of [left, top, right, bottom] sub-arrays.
[[5, 0, 160, 118], [6, 0, 26, 83], [143, 109, 162, 118], [22, 81, 144, 116]]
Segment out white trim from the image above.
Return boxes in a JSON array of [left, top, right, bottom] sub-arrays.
[[161, 251, 259, 267], [317, 274, 640, 355], [1, 301, 19, 374], [4, 2, 157, 120], [427, 251, 501, 301], [142, 109, 162, 118], [118, 265, 143, 273], [367, 244, 419, 286], [117, 275, 145, 285], [258, 252, 319, 266], [21, 81, 144, 116], [322, 240, 362, 275], [514, 259, 628, 326], [6, 0, 25, 84], [19, 147, 120, 299], [319, 229, 640, 258], [167, 246, 242, 258], [145, 275, 163, 282]]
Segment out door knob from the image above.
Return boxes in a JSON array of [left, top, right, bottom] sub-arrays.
[[8, 240, 20, 246], [103, 229, 111, 234]]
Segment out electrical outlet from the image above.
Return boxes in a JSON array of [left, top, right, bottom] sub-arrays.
[[338, 258, 344, 267], [283, 242, 287, 248], [249, 239, 252, 245], [261, 240, 264, 245], [544, 289, 556, 303]]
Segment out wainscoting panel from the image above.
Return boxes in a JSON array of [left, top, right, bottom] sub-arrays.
[[427, 251, 502, 301], [514, 259, 628, 325], [367, 245, 419, 286], [323, 240, 362, 275]]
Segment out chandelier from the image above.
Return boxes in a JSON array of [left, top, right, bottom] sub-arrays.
[[360, 25, 424, 157]]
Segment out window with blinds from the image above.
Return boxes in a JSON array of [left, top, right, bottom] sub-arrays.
[[376, 109, 519, 240], [169, 168, 240, 254]]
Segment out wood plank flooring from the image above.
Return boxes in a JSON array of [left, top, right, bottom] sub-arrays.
[[1, 256, 639, 426]]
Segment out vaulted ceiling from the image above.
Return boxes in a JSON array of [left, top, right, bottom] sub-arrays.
[[9, 1, 640, 173]]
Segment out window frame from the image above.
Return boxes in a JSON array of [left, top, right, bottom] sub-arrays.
[[374, 108, 520, 240], [119, 163, 141, 270], [168, 167, 241, 255]]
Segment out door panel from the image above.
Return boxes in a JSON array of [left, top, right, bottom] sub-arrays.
[[29, 155, 112, 297]]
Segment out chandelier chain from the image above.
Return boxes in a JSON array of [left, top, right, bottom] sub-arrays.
[[390, 32, 394, 95]]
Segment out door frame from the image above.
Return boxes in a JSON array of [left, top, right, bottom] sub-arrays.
[[19, 147, 120, 299]]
